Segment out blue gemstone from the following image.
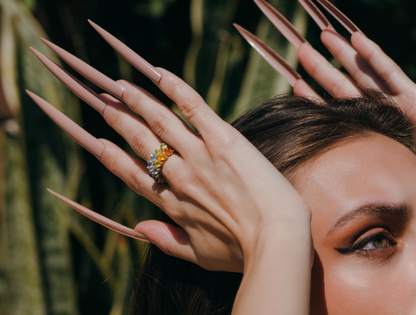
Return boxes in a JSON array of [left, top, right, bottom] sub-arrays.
[[152, 167, 158, 172], [147, 161, 153, 167], [150, 154, 156, 161]]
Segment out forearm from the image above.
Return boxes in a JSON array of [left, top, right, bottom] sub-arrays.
[[232, 219, 313, 315]]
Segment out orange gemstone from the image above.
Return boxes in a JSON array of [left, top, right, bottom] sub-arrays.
[[163, 148, 173, 156]]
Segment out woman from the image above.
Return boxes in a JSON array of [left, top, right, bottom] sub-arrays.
[[27, 0, 416, 313]]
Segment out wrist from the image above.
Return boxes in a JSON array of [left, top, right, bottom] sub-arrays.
[[242, 211, 313, 273]]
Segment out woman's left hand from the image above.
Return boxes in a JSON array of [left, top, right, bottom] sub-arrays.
[[28, 25, 312, 274]]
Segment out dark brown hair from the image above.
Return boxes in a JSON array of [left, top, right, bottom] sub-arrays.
[[129, 92, 415, 315]]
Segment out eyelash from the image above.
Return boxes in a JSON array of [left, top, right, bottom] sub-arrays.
[[336, 230, 397, 256]]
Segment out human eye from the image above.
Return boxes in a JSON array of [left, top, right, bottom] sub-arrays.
[[335, 228, 397, 258]]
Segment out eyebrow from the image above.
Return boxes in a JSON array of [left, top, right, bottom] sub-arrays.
[[327, 203, 411, 236]]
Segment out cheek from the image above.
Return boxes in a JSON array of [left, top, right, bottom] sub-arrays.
[[312, 255, 416, 315]]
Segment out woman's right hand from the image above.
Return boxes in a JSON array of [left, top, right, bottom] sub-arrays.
[[252, 0, 416, 126]]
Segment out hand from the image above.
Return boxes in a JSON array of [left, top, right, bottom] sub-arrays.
[[27, 22, 311, 273], [250, 0, 416, 126]]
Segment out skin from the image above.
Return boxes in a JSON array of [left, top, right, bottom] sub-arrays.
[[293, 134, 416, 315]]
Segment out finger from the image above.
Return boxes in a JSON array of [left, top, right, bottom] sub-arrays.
[[234, 24, 321, 100], [251, 1, 358, 98], [99, 94, 163, 159], [89, 20, 224, 138], [134, 220, 198, 264], [297, 43, 362, 98], [114, 81, 201, 155], [27, 91, 172, 204], [351, 32, 414, 96], [31, 47, 165, 162], [321, 29, 391, 94], [48, 189, 149, 242]]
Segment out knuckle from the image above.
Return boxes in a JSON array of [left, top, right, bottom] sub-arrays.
[[151, 112, 170, 137], [127, 171, 146, 196], [330, 78, 349, 94], [163, 76, 182, 99], [100, 145, 118, 171], [178, 96, 199, 120], [105, 109, 122, 129], [130, 131, 149, 158], [125, 88, 144, 110]]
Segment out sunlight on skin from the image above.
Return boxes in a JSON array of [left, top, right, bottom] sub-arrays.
[[294, 135, 416, 315]]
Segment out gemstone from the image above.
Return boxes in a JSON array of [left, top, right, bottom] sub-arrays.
[[155, 148, 162, 155], [157, 153, 167, 161], [152, 167, 158, 172], [163, 148, 172, 156], [147, 160, 153, 167], [150, 154, 156, 161], [154, 160, 162, 168], [161, 143, 168, 150]]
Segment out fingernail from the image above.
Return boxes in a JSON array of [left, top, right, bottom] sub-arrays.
[[30, 47, 108, 114], [254, 0, 306, 49], [39, 38, 125, 99], [88, 20, 162, 83], [26, 90, 104, 158], [316, 0, 363, 35], [234, 24, 301, 86], [298, 0, 335, 31], [47, 188, 149, 242]]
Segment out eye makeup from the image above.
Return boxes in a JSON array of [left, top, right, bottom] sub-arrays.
[[335, 227, 397, 257]]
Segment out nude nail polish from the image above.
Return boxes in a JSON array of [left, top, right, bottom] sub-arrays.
[[26, 90, 104, 158], [47, 188, 149, 242], [316, 0, 363, 35], [88, 20, 162, 83], [40, 38, 125, 99], [254, 0, 306, 49], [234, 24, 301, 86], [298, 0, 335, 31], [30, 47, 108, 114]]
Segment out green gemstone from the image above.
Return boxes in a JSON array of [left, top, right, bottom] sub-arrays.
[[155, 148, 162, 155], [154, 160, 162, 168], [161, 143, 168, 150]]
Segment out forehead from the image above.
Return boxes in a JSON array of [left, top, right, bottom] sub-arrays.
[[293, 135, 416, 236]]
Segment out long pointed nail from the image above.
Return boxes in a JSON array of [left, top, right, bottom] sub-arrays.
[[254, 0, 306, 49], [298, 0, 334, 31], [26, 90, 104, 158], [88, 20, 162, 83], [47, 189, 149, 242], [234, 24, 301, 86], [40, 38, 125, 99], [30, 47, 107, 114], [316, 0, 362, 35]]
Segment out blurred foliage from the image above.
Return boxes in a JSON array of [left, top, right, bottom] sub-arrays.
[[0, 0, 415, 314]]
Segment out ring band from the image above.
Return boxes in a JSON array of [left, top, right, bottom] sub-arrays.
[[147, 143, 174, 183]]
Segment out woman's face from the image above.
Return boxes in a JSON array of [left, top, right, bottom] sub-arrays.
[[294, 134, 416, 315]]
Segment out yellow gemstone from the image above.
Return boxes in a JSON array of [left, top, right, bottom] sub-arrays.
[[157, 153, 167, 161], [155, 148, 162, 155], [154, 160, 162, 168], [161, 143, 168, 150]]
